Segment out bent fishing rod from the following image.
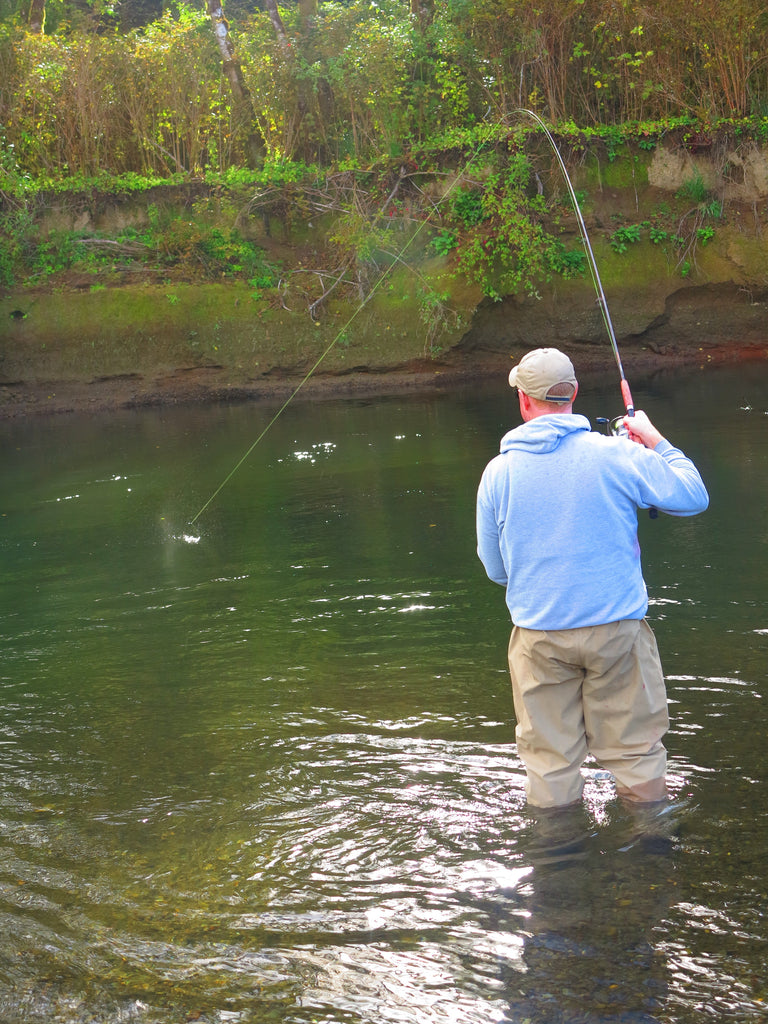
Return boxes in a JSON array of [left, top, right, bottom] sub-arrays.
[[515, 109, 635, 420], [518, 110, 660, 517]]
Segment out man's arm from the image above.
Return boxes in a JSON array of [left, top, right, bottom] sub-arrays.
[[623, 410, 709, 515]]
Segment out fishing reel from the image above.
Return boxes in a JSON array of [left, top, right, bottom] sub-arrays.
[[595, 415, 629, 438]]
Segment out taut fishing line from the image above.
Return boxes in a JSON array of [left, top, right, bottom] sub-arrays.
[[189, 297, 375, 525], [188, 123, 498, 526]]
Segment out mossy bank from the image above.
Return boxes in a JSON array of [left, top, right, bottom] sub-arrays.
[[2, 137, 768, 418]]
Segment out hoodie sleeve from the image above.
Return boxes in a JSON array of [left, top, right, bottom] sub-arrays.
[[636, 439, 709, 515], [476, 466, 508, 586]]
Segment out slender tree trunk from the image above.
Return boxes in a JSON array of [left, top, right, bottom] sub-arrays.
[[262, 0, 292, 59], [206, 0, 264, 167], [28, 0, 45, 34], [298, 0, 317, 35], [410, 0, 434, 32]]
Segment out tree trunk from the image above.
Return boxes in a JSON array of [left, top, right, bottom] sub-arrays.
[[262, 0, 292, 59], [27, 0, 45, 34], [206, 0, 265, 167], [298, 0, 317, 35], [410, 0, 434, 32]]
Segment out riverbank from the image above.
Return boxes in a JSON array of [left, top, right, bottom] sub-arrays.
[[1, 333, 765, 419], [3, 136, 768, 419]]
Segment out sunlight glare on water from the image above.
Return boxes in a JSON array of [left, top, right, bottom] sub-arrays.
[[0, 363, 767, 1023]]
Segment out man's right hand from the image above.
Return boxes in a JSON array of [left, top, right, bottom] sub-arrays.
[[622, 410, 665, 449]]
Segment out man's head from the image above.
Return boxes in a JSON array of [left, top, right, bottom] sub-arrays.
[[508, 348, 578, 418]]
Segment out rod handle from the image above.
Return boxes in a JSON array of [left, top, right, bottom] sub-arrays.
[[620, 378, 635, 416]]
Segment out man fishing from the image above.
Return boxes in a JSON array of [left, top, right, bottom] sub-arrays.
[[476, 348, 709, 810]]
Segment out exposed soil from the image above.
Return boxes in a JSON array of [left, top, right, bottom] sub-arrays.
[[1, 334, 765, 420]]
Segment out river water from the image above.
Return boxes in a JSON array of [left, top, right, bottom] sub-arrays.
[[0, 362, 766, 1024]]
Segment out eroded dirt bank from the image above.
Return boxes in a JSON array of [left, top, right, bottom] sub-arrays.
[[3, 270, 767, 418], [3, 139, 768, 418], [1, 329, 766, 420]]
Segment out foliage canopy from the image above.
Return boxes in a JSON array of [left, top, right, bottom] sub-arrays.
[[1, 0, 766, 312], [1, 0, 767, 179]]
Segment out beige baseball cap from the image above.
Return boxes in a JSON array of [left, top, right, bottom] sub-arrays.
[[508, 348, 577, 403]]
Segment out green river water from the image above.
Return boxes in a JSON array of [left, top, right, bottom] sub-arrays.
[[0, 362, 766, 1023]]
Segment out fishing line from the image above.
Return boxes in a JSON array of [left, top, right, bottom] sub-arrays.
[[191, 114, 634, 525], [515, 108, 635, 416], [189, 281, 389, 525], [189, 123, 499, 526]]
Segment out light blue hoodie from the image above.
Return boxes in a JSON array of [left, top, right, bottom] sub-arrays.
[[476, 414, 709, 630]]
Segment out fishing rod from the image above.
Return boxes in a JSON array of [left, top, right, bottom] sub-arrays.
[[515, 109, 635, 421], [517, 110, 660, 517]]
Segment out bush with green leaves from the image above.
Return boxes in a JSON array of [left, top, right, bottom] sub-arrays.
[[447, 153, 587, 300]]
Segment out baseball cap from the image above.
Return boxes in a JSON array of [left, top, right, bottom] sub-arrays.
[[508, 348, 577, 403]]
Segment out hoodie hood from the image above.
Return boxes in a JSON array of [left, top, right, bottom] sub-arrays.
[[500, 414, 591, 455]]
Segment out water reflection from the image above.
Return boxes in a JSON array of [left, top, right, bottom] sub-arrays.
[[0, 365, 767, 1022], [508, 819, 676, 1024]]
